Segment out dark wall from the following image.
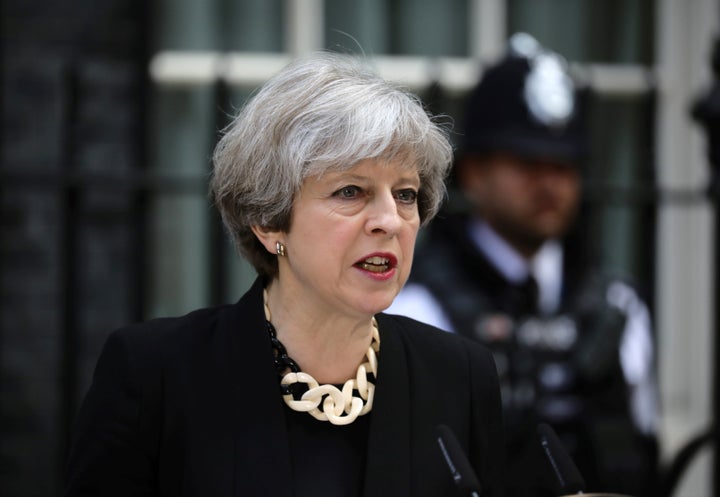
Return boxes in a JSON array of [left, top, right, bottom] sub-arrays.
[[1, 1, 149, 495]]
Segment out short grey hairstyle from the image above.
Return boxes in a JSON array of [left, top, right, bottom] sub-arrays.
[[210, 52, 453, 279]]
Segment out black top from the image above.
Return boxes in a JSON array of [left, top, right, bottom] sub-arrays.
[[286, 407, 369, 497]]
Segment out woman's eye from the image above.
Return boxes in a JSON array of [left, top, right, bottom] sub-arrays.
[[334, 185, 361, 198], [395, 189, 418, 204]]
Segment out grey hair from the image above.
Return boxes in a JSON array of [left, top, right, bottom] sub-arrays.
[[210, 51, 453, 279]]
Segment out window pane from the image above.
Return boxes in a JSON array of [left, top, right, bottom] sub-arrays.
[[583, 93, 656, 287], [325, 0, 390, 53], [218, 0, 284, 51], [508, 0, 655, 64], [153, 0, 284, 51], [325, 0, 470, 56], [147, 87, 216, 317], [153, 0, 222, 50]]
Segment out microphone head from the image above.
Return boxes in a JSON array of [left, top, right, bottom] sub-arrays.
[[536, 423, 585, 495], [436, 424, 483, 496]]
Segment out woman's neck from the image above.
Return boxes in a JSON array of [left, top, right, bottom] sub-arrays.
[[264, 284, 375, 384]]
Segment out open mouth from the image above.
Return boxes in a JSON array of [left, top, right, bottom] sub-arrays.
[[355, 256, 391, 273]]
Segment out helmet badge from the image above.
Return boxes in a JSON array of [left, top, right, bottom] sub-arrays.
[[510, 33, 576, 128]]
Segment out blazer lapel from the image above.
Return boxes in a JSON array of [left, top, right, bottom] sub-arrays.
[[222, 278, 294, 497], [363, 315, 412, 497]]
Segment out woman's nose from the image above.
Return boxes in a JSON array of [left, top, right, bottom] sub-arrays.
[[366, 192, 403, 235]]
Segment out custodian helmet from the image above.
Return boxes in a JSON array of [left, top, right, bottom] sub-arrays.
[[460, 33, 589, 163]]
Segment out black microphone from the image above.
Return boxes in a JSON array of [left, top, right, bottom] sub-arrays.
[[436, 424, 483, 497], [536, 423, 585, 495]]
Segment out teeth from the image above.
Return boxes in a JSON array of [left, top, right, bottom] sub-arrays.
[[358, 256, 391, 273], [360, 262, 388, 273]]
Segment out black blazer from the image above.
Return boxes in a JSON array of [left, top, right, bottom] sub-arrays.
[[64, 278, 505, 497]]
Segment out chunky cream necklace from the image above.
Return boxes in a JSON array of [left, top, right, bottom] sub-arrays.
[[263, 289, 380, 426]]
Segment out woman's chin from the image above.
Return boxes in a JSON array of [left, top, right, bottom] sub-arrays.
[[365, 295, 398, 315], [343, 282, 403, 316]]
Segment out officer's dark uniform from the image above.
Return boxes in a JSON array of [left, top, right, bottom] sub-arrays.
[[403, 34, 658, 496], [409, 214, 658, 496]]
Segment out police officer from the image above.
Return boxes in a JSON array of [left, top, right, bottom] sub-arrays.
[[389, 33, 659, 497]]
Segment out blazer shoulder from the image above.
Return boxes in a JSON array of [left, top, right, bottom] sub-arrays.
[[97, 303, 244, 380], [96, 278, 268, 383], [109, 305, 228, 349]]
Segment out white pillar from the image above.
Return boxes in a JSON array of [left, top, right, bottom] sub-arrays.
[[655, 1, 718, 496], [285, 0, 325, 57], [469, 0, 506, 62]]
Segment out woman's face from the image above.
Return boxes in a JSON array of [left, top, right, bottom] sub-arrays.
[[278, 157, 421, 319]]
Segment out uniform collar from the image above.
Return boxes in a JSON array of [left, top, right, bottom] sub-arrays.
[[468, 219, 564, 313]]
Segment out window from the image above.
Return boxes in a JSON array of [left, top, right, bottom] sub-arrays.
[[147, 4, 716, 495]]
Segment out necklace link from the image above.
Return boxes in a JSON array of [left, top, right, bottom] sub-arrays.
[[263, 288, 380, 425]]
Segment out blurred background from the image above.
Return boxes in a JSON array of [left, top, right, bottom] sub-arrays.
[[1, 0, 718, 496]]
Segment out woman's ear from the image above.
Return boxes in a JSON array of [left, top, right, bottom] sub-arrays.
[[251, 225, 284, 255]]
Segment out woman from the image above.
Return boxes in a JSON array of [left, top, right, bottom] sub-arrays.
[[63, 52, 505, 497]]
